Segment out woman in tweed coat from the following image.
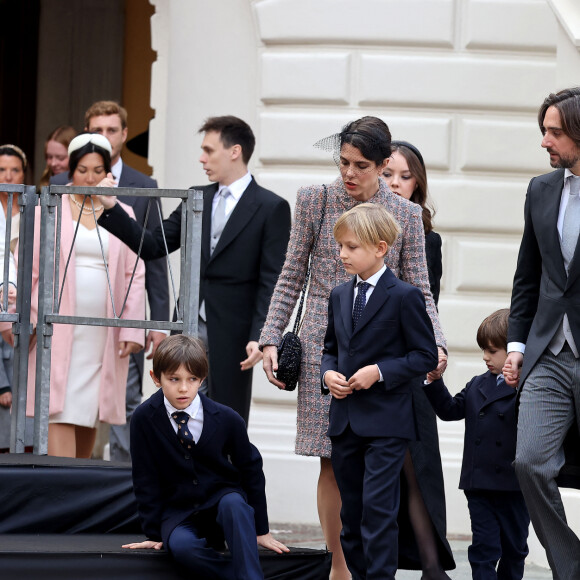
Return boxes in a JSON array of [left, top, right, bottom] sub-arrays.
[[260, 117, 454, 579]]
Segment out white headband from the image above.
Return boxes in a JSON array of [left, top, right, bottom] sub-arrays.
[[68, 133, 112, 156]]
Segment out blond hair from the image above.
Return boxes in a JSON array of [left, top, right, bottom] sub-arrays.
[[334, 203, 400, 248]]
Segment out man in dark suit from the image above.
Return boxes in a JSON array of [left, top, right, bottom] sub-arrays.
[[51, 101, 170, 461], [98, 116, 291, 424], [321, 204, 438, 580], [504, 87, 580, 579]]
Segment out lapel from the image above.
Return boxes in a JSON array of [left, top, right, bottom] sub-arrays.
[[478, 372, 516, 407], [195, 394, 218, 449], [210, 178, 261, 261], [201, 184, 218, 263], [537, 170, 567, 281], [339, 278, 357, 340], [351, 269, 395, 338], [118, 164, 136, 188], [148, 390, 185, 451]]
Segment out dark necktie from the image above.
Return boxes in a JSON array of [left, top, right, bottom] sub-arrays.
[[352, 281, 370, 330], [171, 411, 195, 449]]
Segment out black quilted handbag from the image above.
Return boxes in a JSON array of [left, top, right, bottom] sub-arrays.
[[276, 185, 327, 391]]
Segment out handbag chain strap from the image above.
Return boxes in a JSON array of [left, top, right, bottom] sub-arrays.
[[292, 184, 328, 335]]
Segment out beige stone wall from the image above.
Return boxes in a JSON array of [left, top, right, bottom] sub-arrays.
[[149, 0, 580, 564]]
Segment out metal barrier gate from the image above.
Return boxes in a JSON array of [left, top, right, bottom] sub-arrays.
[[1, 184, 202, 455]]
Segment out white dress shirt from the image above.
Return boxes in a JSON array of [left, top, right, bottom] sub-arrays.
[[111, 158, 122, 187], [164, 394, 204, 443]]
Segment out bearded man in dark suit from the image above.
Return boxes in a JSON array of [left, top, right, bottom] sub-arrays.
[[504, 87, 580, 579]]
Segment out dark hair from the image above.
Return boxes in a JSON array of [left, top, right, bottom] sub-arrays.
[[476, 308, 509, 351], [538, 87, 580, 146], [0, 145, 27, 171], [68, 134, 112, 179], [198, 115, 255, 165], [152, 335, 209, 379], [390, 141, 435, 234], [340, 116, 392, 165], [85, 101, 128, 129]]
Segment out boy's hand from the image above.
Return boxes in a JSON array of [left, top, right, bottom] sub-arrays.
[[348, 365, 379, 391], [325, 371, 351, 399], [503, 353, 522, 388], [257, 533, 290, 554], [122, 540, 163, 550]]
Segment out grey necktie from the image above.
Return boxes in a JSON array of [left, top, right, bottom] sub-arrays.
[[211, 187, 230, 254], [562, 176, 580, 271]]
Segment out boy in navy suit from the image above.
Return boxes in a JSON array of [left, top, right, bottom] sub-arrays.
[[424, 309, 530, 580], [122, 334, 288, 579], [321, 203, 438, 580]]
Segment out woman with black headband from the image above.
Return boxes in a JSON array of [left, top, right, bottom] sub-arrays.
[[383, 141, 442, 305], [260, 117, 453, 579]]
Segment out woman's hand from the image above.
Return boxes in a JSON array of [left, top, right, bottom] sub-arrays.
[[97, 173, 118, 209], [122, 540, 163, 550], [262, 345, 286, 389], [118, 341, 142, 358]]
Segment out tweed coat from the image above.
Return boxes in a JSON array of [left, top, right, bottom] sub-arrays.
[[260, 177, 444, 457]]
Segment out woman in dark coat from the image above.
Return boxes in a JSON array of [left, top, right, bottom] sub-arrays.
[[383, 141, 451, 578]]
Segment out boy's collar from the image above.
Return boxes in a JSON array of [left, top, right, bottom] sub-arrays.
[[356, 264, 386, 287]]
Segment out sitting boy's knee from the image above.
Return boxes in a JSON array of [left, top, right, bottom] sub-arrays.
[[217, 492, 253, 519]]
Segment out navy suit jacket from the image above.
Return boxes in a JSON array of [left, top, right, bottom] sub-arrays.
[[51, 163, 170, 381], [321, 268, 438, 440], [130, 390, 269, 544], [423, 372, 521, 492]]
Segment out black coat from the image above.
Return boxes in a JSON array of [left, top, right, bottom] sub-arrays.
[[424, 372, 521, 492]]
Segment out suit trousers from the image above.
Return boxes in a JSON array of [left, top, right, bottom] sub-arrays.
[[167, 492, 263, 580], [331, 425, 407, 580], [109, 354, 141, 462], [514, 344, 580, 580], [464, 490, 529, 580]]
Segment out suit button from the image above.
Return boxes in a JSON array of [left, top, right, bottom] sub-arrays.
[[475, 438, 481, 445], [349, 350, 354, 356], [479, 411, 485, 417], [496, 441, 502, 447], [495, 466, 501, 473], [184, 454, 191, 460], [192, 479, 199, 485], [498, 413, 504, 419]]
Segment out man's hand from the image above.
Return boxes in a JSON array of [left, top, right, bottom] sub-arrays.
[[145, 331, 166, 360], [122, 540, 163, 550], [0, 391, 12, 408], [97, 173, 118, 209], [503, 352, 523, 388], [325, 370, 351, 399], [262, 345, 286, 389], [118, 341, 143, 358], [240, 341, 263, 371], [348, 365, 379, 391], [257, 533, 290, 554]]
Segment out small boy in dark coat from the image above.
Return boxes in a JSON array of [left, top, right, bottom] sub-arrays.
[[122, 334, 288, 579], [321, 203, 439, 580], [424, 308, 530, 580]]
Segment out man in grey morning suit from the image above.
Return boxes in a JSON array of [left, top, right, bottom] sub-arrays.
[[504, 87, 580, 579], [51, 101, 170, 461]]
